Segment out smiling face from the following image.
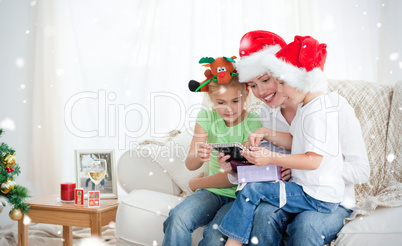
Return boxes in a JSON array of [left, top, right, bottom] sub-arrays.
[[247, 73, 288, 108], [209, 76, 248, 126]]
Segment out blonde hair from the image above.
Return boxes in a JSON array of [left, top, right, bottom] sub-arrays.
[[208, 75, 248, 99]]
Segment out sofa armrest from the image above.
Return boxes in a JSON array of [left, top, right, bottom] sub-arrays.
[[117, 149, 181, 195]]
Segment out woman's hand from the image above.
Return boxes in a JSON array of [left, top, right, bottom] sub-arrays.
[[188, 172, 205, 192], [197, 143, 213, 162], [248, 128, 269, 147], [240, 146, 273, 166], [281, 167, 291, 181]]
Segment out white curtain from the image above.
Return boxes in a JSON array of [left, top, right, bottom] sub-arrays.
[[31, 0, 402, 196]]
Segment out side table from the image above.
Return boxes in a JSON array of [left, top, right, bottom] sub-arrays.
[[18, 194, 118, 246]]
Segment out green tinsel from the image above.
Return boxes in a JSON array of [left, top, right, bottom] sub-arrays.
[[0, 128, 30, 216]]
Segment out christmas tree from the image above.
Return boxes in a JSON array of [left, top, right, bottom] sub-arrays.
[[0, 128, 30, 221]]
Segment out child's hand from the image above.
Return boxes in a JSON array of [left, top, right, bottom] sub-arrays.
[[197, 143, 213, 162], [241, 146, 273, 166], [281, 167, 291, 181], [248, 128, 268, 147], [189, 172, 205, 192], [217, 152, 232, 173]]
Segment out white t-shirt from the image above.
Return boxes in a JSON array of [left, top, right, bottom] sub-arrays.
[[260, 93, 369, 208]]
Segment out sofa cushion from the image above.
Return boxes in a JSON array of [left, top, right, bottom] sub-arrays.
[[329, 80, 394, 204], [116, 189, 204, 245], [148, 130, 208, 196], [335, 206, 402, 246], [116, 190, 183, 245]]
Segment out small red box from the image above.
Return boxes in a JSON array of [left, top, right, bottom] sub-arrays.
[[74, 188, 84, 206]]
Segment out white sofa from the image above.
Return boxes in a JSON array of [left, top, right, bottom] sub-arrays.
[[115, 80, 402, 246]]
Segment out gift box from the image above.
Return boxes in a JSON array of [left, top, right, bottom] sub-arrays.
[[237, 164, 282, 183]]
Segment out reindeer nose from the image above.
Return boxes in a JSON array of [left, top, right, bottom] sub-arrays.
[[219, 72, 225, 78]]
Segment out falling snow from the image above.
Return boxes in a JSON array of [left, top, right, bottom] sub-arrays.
[[20, 84, 26, 89], [23, 216, 31, 225], [389, 53, 399, 61], [30, 1, 36, 6], [245, 198, 250, 202], [15, 58, 24, 68], [387, 153, 395, 163], [377, 23, 382, 28], [1, 118, 16, 131], [78, 237, 104, 246], [213, 223, 219, 230], [251, 236, 259, 244], [149, 171, 154, 176]]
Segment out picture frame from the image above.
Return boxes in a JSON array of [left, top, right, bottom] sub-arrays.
[[75, 149, 117, 199]]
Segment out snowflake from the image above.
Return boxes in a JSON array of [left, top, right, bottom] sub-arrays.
[[245, 198, 250, 202], [212, 224, 219, 230], [15, 58, 24, 68], [387, 153, 395, 163], [149, 172, 154, 176], [390, 53, 399, 61], [251, 236, 259, 244], [78, 237, 103, 246], [23, 216, 31, 225], [0, 117, 16, 131], [377, 23, 382, 28]]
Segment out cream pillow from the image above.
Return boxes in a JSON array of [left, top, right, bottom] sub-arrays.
[[146, 130, 207, 196]]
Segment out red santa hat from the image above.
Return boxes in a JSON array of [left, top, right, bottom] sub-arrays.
[[237, 30, 287, 83], [264, 35, 328, 93]]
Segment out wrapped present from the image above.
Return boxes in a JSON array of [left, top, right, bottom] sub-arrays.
[[237, 164, 282, 183]]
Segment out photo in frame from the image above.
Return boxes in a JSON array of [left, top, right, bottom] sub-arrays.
[[75, 149, 117, 199]]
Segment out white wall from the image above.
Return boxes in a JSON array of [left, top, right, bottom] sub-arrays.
[[0, 0, 36, 225]]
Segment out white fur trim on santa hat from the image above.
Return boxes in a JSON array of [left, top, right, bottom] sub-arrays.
[[261, 55, 328, 93], [237, 45, 282, 83]]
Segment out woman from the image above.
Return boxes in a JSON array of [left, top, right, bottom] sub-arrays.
[[233, 30, 369, 245]]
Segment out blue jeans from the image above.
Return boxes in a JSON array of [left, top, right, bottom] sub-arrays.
[[162, 189, 234, 246], [199, 200, 234, 246], [219, 182, 340, 244], [248, 202, 352, 246]]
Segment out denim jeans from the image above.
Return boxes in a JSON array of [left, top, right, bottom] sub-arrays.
[[219, 181, 340, 244], [248, 202, 352, 246], [199, 200, 234, 246], [162, 189, 234, 246]]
